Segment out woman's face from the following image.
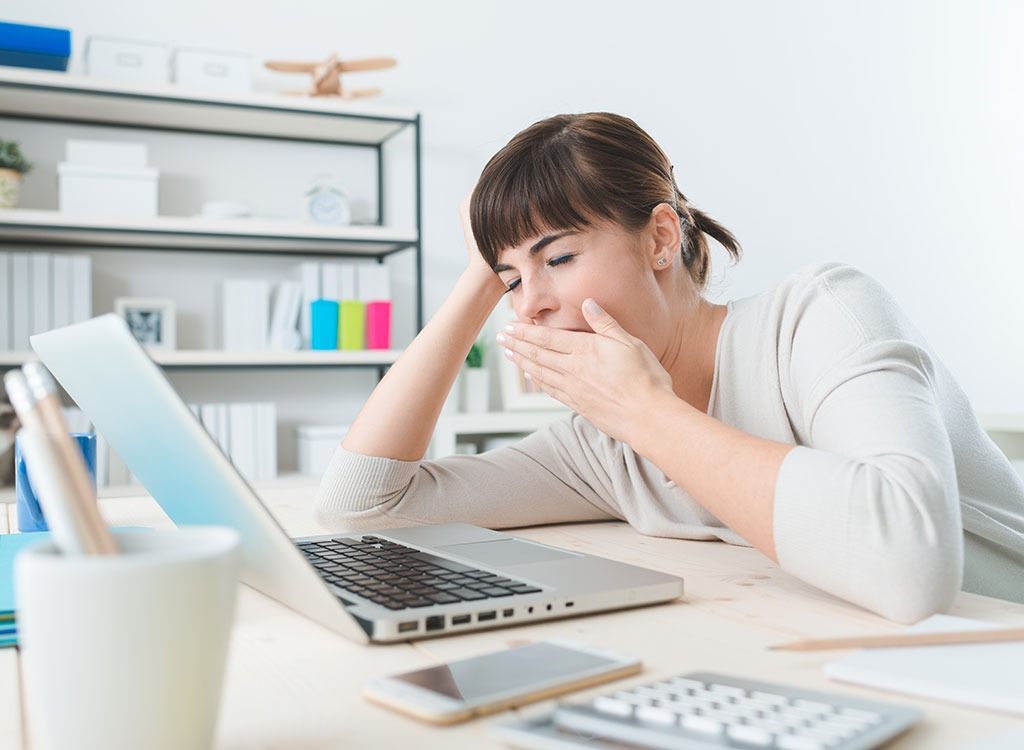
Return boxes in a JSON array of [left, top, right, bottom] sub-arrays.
[[493, 220, 662, 336]]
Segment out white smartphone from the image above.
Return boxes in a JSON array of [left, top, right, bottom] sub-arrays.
[[362, 638, 641, 724]]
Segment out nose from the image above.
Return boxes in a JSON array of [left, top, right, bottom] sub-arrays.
[[514, 275, 559, 324]]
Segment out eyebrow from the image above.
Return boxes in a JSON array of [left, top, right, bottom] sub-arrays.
[[492, 231, 577, 273]]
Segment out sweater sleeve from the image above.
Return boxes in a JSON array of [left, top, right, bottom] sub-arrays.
[[772, 269, 963, 623], [313, 420, 619, 532]]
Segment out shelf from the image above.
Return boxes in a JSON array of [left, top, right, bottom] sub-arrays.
[[977, 412, 1024, 434], [0, 68, 417, 145], [0, 209, 417, 255], [0, 349, 400, 369]]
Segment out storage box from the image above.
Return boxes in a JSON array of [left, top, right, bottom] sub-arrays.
[[58, 163, 159, 218], [172, 47, 252, 92], [0, 21, 70, 71], [85, 36, 169, 85], [65, 140, 148, 170], [296, 425, 348, 477]]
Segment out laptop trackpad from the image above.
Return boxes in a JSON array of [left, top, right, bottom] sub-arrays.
[[437, 539, 577, 567]]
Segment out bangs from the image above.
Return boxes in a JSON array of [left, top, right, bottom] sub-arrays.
[[472, 132, 614, 266]]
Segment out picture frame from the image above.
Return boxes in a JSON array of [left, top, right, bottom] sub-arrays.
[[114, 297, 177, 350], [498, 348, 569, 412]]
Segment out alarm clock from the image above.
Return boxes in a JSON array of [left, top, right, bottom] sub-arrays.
[[302, 175, 351, 226]]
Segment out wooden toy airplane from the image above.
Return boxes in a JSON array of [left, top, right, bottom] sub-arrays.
[[264, 53, 396, 98]]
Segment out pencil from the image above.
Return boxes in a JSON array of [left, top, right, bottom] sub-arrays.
[[21, 362, 117, 555], [770, 627, 1024, 652]]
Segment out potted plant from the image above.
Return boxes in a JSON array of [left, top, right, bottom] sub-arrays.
[[0, 140, 32, 209], [461, 341, 490, 413]]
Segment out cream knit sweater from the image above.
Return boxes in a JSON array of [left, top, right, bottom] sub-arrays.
[[316, 263, 1024, 622]]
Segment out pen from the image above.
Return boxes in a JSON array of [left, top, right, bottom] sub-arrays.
[[21, 362, 117, 555], [4, 369, 117, 556], [770, 627, 1024, 651]]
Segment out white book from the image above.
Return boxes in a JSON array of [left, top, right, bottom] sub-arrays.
[[267, 280, 302, 351], [70, 255, 92, 323], [11, 253, 31, 350], [0, 252, 10, 350], [339, 263, 358, 301], [256, 402, 277, 480], [51, 255, 74, 329], [298, 261, 321, 348], [228, 402, 257, 480], [357, 264, 391, 302], [29, 253, 52, 336], [200, 402, 232, 458], [221, 279, 269, 351], [320, 263, 340, 301]]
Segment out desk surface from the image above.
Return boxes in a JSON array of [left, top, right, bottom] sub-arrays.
[[3, 478, 1024, 750]]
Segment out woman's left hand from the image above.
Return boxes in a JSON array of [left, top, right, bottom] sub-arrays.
[[497, 299, 676, 444]]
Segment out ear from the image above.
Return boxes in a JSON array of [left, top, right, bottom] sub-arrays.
[[647, 202, 682, 270]]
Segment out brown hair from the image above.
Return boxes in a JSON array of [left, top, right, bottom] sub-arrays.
[[470, 112, 740, 288]]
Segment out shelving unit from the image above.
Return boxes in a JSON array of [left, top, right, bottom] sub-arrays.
[[0, 67, 422, 473], [0, 66, 421, 366]]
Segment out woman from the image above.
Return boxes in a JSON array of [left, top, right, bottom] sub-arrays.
[[316, 112, 1024, 622]]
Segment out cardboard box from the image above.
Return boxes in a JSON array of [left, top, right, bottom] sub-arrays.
[[58, 163, 159, 218], [0, 21, 70, 71], [296, 425, 348, 477], [85, 36, 169, 85], [172, 47, 252, 92]]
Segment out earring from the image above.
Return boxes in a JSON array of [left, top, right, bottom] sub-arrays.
[[657, 258, 667, 267]]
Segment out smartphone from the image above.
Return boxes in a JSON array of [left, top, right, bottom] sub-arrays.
[[362, 638, 641, 724]]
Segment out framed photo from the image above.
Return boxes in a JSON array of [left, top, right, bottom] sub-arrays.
[[498, 349, 569, 412], [114, 297, 176, 350]]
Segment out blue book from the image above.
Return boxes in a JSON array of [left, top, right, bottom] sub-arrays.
[[0, 21, 71, 71]]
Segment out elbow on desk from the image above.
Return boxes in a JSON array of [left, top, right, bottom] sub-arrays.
[[857, 548, 962, 624]]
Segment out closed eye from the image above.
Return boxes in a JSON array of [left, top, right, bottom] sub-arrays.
[[504, 278, 521, 294], [547, 253, 574, 267]]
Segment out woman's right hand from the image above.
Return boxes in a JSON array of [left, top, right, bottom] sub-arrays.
[[459, 191, 501, 282]]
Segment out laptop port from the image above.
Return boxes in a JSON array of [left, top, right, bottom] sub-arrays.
[[452, 614, 471, 625], [425, 615, 445, 631], [565, 601, 575, 608], [477, 611, 497, 622], [502, 608, 514, 618], [398, 621, 419, 633]]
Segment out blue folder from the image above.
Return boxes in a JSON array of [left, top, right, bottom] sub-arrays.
[[0, 21, 71, 72]]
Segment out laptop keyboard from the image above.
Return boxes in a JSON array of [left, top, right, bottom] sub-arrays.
[[297, 535, 543, 610]]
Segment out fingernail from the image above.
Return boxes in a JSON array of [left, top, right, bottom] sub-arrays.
[[504, 324, 516, 333], [495, 332, 506, 344], [504, 347, 514, 359], [584, 298, 602, 315]]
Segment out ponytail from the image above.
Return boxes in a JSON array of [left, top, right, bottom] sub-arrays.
[[676, 191, 741, 289]]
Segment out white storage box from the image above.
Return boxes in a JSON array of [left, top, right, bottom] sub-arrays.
[[85, 36, 169, 85], [65, 139, 148, 169], [58, 163, 159, 218], [296, 425, 348, 477], [172, 47, 252, 92]]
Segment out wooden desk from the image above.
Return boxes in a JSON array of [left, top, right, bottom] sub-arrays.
[[3, 478, 1023, 749]]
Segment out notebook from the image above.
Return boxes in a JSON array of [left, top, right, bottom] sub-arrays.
[[824, 614, 1024, 716], [31, 315, 683, 644]]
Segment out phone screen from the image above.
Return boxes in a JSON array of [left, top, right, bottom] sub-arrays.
[[394, 641, 621, 702]]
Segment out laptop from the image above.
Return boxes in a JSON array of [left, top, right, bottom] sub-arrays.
[[31, 315, 683, 643]]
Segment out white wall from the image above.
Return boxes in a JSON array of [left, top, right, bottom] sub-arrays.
[[7, 0, 1024, 427]]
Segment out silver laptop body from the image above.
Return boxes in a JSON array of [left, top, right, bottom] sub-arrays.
[[32, 315, 683, 643]]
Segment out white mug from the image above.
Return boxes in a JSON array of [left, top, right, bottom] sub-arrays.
[[15, 526, 241, 750]]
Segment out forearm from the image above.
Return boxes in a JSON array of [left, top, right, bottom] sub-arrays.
[[343, 265, 505, 460], [626, 393, 791, 560]]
